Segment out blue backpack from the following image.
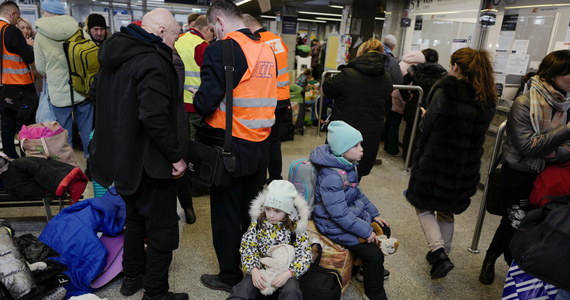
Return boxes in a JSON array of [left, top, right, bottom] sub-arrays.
[[288, 159, 354, 210]]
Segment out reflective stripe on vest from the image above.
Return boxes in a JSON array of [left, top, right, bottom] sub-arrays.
[[205, 31, 277, 142], [1, 22, 33, 85], [174, 32, 206, 104], [258, 31, 290, 101]]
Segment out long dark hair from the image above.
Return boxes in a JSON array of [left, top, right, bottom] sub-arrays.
[[450, 48, 497, 105]]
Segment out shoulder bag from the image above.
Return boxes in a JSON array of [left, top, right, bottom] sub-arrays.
[[0, 24, 38, 121], [299, 243, 342, 300], [186, 40, 236, 187], [509, 195, 570, 291]]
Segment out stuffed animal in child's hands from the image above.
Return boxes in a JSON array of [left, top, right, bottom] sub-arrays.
[[358, 222, 400, 256], [259, 244, 296, 295]]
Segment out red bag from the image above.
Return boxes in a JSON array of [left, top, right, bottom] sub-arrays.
[[529, 161, 570, 207]]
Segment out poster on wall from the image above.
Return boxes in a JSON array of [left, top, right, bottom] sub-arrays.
[[281, 16, 297, 35], [451, 39, 468, 53]]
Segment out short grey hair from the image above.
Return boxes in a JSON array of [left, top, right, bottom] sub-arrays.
[[382, 34, 397, 47]]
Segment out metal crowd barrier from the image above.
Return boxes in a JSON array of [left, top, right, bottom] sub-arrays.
[[394, 85, 423, 172], [468, 120, 507, 254], [317, 70, 341, 137]]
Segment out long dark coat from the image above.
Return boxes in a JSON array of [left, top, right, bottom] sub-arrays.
[[406, 76, 496, 214], [323, 52, 393, 177]]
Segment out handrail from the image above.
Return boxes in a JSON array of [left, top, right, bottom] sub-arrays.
[[468, 120, 507, 254]]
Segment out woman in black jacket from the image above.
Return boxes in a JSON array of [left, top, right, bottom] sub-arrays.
[[402, 48, 448, 159], [479, 50, 570, 285], [322, 38, 393, 180], [406, 48, 497, 279]]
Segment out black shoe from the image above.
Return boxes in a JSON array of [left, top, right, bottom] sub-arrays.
[[120, 274, 144, 296], [141, 292, 188, 300], [479, 252, 497, 285], [200, 274, 232, 292], [183, 207, 196, 224], [430, 248, 454, 279], [426, 251, 436, 265], [354, 266, 389, 282], [384, 269, 390, 280]]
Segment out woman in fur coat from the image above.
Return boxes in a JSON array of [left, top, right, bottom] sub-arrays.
[[405, 48, 497, 279]]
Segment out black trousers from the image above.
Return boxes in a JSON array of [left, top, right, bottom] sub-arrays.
[[0, 84, 35, 159], [210, 165, 267, 285], [227, 274, 302, 300], [345, 243, 387, 300], [268, 100, 291, 182], [487, 164, 537, 264], [121, 172, 179, 297], [176, 172, 193, 209]]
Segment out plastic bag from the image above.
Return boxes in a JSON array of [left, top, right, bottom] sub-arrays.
[[35, 78, 56, 123], [502, 262, 558, 300]]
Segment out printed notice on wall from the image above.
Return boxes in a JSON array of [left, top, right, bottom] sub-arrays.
[[566, 21, 570, 45], [512, 40, 529, 55], [506, 54, 530, 75], [451, 39, 468, 53]]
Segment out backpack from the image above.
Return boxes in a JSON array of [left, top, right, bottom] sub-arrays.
[[509, 195, 570, 291], [299, 243, 342, 300], [63, 29, 100, 98], [288, 159, 354, 210]]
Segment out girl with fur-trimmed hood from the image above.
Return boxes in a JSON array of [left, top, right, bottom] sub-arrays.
[[228, 180, 312, 300]]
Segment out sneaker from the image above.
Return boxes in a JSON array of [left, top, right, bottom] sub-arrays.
[[200, 274, 233, 292], [141, 292, 188, 300], [120, 274, 144, 296]]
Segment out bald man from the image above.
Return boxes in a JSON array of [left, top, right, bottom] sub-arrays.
[[90, 8, 188, 300]]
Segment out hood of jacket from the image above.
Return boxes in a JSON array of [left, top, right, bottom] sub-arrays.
[[35, 15, 79, 41], [309, 144, 355, 171], [399, 50, 426, 75], [249, 189, 310, 235], [99, 24, 171, 69], [342, 52, 386, 77], [408, 62, 448, 86]]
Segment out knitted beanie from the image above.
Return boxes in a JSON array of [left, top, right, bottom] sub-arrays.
[[264, 180, 298, 215], [41, 0, 65, 15], [87, 14, 107, 30], [327, 120, 363, 156]]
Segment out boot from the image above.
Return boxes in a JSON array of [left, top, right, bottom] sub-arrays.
[[183, 207, 196, 224], [430, 248, 454, 279], [479, 251, 499, 285]]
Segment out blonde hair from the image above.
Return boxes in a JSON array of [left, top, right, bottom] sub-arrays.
[[356, 38, 384, 57], [16, 17, 34, 38]]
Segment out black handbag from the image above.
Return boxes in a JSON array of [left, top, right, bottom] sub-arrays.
[[509, 195, 570, 291], [0, 25, 37, 120], [187, 40, 236, 187], [485, 155, 504, 216], [299, 243, 342, 300]]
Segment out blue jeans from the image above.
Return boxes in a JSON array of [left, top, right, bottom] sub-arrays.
[[557, 289, 570, 300], [51, 101, 93, 158]]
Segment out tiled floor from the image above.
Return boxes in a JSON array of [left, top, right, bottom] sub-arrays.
[[3, 126, 508, 299]]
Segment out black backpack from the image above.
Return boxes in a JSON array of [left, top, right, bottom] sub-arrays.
[[299, 243, 342, 300], [509, 195, 570, 290]]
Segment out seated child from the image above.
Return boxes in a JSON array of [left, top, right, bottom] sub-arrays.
[[295, 68, 312, 91], [309, 120, 393, 300], [228, 180, 312, 300]]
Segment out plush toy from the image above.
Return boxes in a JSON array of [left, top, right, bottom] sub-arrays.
[[259, 244, 296, 295], [358, 222, 400, 256]]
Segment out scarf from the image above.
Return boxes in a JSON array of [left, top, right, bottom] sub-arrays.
[[523, 76, 570, 172]]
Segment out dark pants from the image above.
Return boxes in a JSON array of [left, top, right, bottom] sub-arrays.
[[121, 172, 180, 297], [228, 274, 302, 300], [210, 166, 267, 285], [268, 100, 291, 182], [487, 164, 537, 265], [383, 111, 403, 155], [176, 172, 193, 209], [345, 243, 387, 300], [0, 84, 36, 159]]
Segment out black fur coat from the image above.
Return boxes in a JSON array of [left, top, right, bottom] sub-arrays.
[[406, 76, 496, 214]]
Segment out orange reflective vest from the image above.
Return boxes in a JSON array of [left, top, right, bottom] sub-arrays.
[[205, 31, 277, 142], [0, 22, 33, 85], [258, 30, 289, 101]]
